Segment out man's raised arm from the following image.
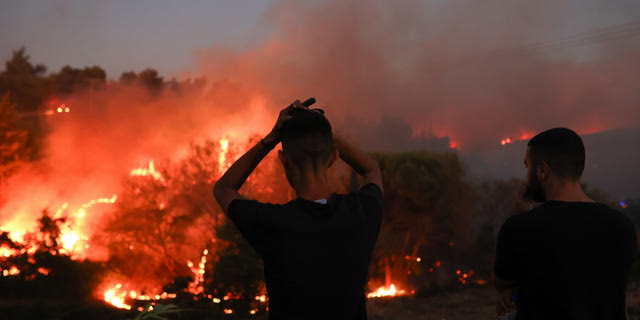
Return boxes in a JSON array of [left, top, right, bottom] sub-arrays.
[[333, 134, 383, 194], [213, 100, 307, 213]]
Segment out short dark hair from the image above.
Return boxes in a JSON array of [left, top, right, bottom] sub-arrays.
[[281, 110, 334, 172], [527, 127, 585, 180]]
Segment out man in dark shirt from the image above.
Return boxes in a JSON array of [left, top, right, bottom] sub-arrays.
[[214, 100, 383, 319], [493, 127, 637, 319]]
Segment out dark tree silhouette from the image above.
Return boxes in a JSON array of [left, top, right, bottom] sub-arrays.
[[0, 93, 31, 182], [0, 47, 48, 112]]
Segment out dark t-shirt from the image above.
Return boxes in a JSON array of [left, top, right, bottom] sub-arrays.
[[494, 201, 638, 319], [228, 183, 383, 320]]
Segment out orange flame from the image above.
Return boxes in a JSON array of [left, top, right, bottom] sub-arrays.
[[187, 249, 209, 295], [129, 161, 165, 183], [103, 283, 132, 310], [218, 138, 230, 173], [367, 284, 408, 298]]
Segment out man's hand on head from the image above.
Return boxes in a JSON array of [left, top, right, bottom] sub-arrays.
[[214, 99, 312, 214], [264, 100, 309, 148]]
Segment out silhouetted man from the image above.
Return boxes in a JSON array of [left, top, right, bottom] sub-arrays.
[[214, 100, 383, 319], [493, 127, 637, 319]]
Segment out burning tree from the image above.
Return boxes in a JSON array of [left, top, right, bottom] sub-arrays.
[[93, 137, 290, 306]]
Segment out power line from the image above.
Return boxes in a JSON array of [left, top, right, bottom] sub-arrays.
[[516, 20, 640, 53], [421, 19, 640, 74], [516, 20, 640, 52]]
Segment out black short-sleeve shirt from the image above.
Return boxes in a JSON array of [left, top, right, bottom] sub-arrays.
[[228, 183, 383, 320], [494, 201, 638, 319]]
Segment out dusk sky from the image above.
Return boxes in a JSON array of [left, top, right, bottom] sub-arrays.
[[2, 0, 640, 78], [1, 0, 271, 77]]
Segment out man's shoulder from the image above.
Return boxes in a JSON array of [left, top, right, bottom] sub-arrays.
[[503, 201, 635, 231], [540, 201, 631, 222], [502, 207, 539, 226], [230, 198, 294, 208], [227, 198, 292, 221], [333, 183, 383, 212], [348, 183, 383, 202]]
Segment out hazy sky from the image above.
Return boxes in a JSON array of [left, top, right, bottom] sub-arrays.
[[2, 0, 640, 78], [0, 0, 271, 77]]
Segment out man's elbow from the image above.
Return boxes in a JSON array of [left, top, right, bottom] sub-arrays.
[[213, 181, 224, 201]]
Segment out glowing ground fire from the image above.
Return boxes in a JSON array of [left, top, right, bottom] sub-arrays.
[[367, 284, 407, 298]]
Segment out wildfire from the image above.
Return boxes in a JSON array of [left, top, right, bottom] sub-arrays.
[[2, 266, 21, 277], [54, 194, 118, 257], [102, 250, 207, 310], [102, 282, 179, 310], [218, 138, 229, 173], [103, 283, 132, 310], [187, 249, 208, 295], [129, 161, 165, 183], [1, 134, 417, 315], [367, 284, 407, 298], [59, 227, 80, 252]]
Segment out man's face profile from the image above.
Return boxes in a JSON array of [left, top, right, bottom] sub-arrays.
[[525, 147, 546, 203]]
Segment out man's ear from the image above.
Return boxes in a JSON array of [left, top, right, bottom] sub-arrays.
[[278, 149, 288, 170], [328, 149, 339, 168], [537, 161, 549, 181]]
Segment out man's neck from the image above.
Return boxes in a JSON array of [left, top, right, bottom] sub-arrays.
[[545, 178, 594, 203], [292, 172, 333, 201]]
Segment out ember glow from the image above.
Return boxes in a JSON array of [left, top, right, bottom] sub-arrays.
[[102, 281, 179, 310], [456, 269, 475, 285], [218, 137, 229, 173], [367, 284, 407, 298], [129, 161, 165, 183], [187, 249, 209, 295], [104, 283, 132, 310], [60, 195, 117, 257]]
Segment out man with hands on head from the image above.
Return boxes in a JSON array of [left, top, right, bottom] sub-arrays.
[[214, 99, 383, 320]]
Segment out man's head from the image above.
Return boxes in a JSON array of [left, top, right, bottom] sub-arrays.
[[278, 109, 337, 185], [525, 128, 585, 202]]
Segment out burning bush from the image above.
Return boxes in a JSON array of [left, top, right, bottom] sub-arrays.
[[0, 210, 105, 300], [91, 138, 277, 303]]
